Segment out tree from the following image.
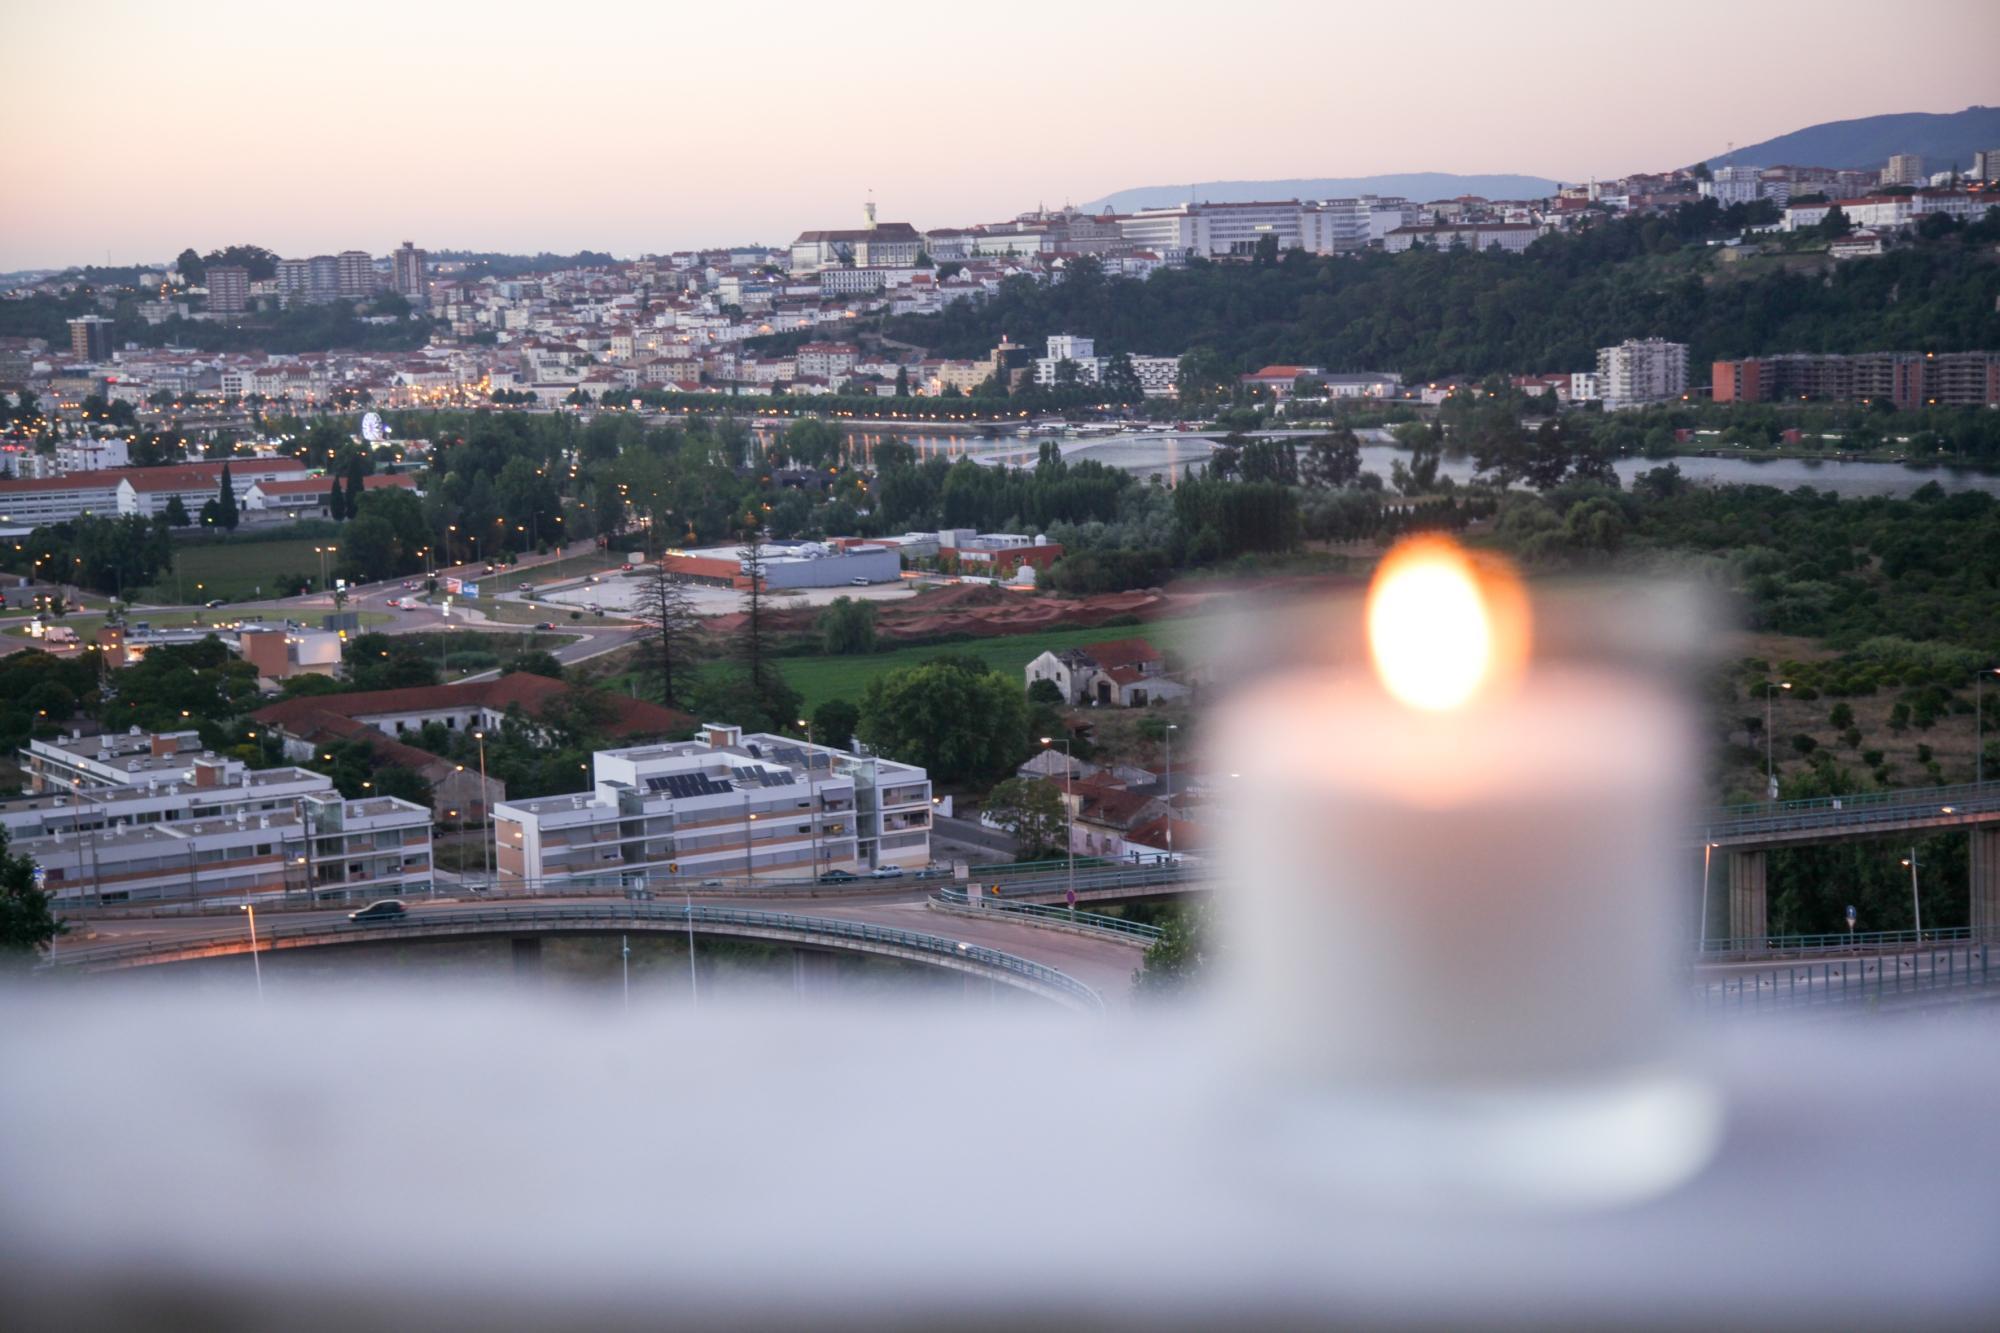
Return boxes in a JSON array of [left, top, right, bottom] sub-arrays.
[[737, 532, 785, 720], [1134, 904, 1207, 994], [214, 463, 239, 530], [1300, 430, 1362, 489], [983, 777, 1070, 860], [633, 563, 699, 707], [1819, 205, 1853, 240], [856, 656, 1030, 784], [162, 493, 191, 528], [0, 825, 62, 959], [812, 698, 860, 752], [817, 596, 877, 655], [894, 366, 910, 397], [174, 247, 206, 284], [506, 651, 565, 679], [325, 474, 346, 521]]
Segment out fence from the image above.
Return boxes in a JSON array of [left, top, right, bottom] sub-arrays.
[[1694, 943, 1995, 1015], [1696, 926, 1978, 962], [931, 887, 1164, 942]]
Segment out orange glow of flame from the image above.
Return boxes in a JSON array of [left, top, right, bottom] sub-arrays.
[[1366, 536, 1530, 711]]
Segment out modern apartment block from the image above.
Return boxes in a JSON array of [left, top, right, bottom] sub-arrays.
[[1881, 153, 1925, 187], [67, 315, 114, 363], [1596, 338, 1689, 410], [493, 723, 932, 892], [1712, 351, 2000, 409], [206, 265, 250, 316], [7, 728, 433, 904], [392, 241, 427, 303], [336, 249, 375, 298]]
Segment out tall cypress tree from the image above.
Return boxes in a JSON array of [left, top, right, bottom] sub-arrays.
[[216, 463, 239, 530]]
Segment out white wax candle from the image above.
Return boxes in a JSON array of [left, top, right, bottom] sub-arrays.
[[1214, 664, 1693, 1088]]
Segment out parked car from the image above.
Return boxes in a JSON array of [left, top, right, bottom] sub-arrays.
[[347, 899, 408, 923], [817, 869, 858, 884], [849, 577, 871, 586], [869, 866, 905, 879]]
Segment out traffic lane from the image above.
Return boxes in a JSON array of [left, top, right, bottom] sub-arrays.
[[53, 893, 1146, 998]]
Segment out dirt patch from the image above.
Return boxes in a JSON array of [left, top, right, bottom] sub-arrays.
[[705, 581, 1174, 643]]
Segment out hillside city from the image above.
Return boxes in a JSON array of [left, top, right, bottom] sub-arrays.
[[4, 0, 2000, 1317]]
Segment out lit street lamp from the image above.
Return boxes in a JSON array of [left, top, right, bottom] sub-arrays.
[[1902, 849, 1923, 939], [1765, 680, 1791, 800], [1040, 735, 1076, 911], [1977, 666, 2000, 786]]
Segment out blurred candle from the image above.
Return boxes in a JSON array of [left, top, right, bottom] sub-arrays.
[[1216, 536, 1699, 1097]]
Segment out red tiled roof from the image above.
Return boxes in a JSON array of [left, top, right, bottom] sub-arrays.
[[252, 673, 694, 741], [1080, 637, 1162, 669]]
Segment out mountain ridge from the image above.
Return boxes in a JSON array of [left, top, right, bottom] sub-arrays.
[[1704, 105, 1999, 171]]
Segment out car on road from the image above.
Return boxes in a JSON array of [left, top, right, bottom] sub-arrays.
[[698, 879, 725, 889], [849, 577, 871, 586], [204, 598, 226, 608], [535, 621, 555, 630], [869, 866, 905, 879], [620, 563, 634, 572], [402, 581, 418, 590], [816, 869, 858, 884], [384, 597, 401, 608], [483, 563, 497, 574], [347, 899, 408, 923]]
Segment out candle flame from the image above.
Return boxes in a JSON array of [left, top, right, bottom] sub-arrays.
[[1366, 536, 1528, 711]]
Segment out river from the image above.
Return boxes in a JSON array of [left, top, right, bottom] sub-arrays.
[[774, 427, 2000, 498]]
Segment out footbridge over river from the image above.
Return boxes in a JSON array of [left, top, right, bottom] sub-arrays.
[[1693, 780, 2000, 949]]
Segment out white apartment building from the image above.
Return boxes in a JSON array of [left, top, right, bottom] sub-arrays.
[[1596, 339, 1688, 411], [0, 471, 126, 526], [493, 723, 932, 892], [9, 728, 433, 904], [1130, 355, 1182, 398], [1383, 223, 1540, 254], [1782, 190, 1998, 233], [1699, 165, 1765, 206], [1881, 153, 1925, 187], [1034, 333, 1104, 386]]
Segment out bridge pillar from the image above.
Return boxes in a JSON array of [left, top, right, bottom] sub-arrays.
[[1972, 829, 2000, 941], [1728, 851, 1767, 949], [511, 937, 543, 986], [792, 949, 838, 998]]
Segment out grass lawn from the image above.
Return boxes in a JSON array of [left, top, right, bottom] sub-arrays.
[[474, 550, 626, 597], [383, 629, 581, 679], [136, 537, 334, 604], [670, 615, 1215, 714]]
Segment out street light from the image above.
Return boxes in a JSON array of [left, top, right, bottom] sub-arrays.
[[474, 731, 491, 888], [240, 903, 263, 1001], [1977, 666, 2000, 786], [1902, 850, 1923, 939], [1765, 680, 1791, 800], [1040, 736, 1075, 911], [1162, 722, 1179, 863]]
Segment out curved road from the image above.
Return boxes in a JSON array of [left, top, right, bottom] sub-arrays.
[[53, 892, 1151, 1006]]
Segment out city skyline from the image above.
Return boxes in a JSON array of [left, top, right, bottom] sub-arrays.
[[4, 0, 1997, 270]]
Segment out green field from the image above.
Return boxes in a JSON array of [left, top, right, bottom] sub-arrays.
[[666, 615, 1213, 714], [137, 537, 334, 604]]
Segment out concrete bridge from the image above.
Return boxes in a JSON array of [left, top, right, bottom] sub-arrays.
[[48, 897, 1150, 1011], [1694, 780, 2000, 948]]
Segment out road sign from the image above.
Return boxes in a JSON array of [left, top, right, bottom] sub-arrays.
[[1846, 904, 1857, 928], [1065, 887, 1077, 907]]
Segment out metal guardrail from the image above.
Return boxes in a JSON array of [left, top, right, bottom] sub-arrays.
[[1695, 943, 1995, 1014], [59, 903, 1105, 1011], [1695, 780, 2000, 843], [931, 888, 1164, 942], [1696, 926, 1978, 962]]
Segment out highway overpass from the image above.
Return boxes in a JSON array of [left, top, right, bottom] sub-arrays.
[[1693, 780, 2000, 949]]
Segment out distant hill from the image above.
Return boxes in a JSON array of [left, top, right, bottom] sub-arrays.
[[1706, 106, 2000, 172], [1080, 173, 1565, 213]]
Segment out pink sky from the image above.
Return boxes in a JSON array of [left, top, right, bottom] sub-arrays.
[[4, 0, 1995, 269]]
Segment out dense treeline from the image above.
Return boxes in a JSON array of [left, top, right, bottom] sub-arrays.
[[883, 205, 2000, 382]]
